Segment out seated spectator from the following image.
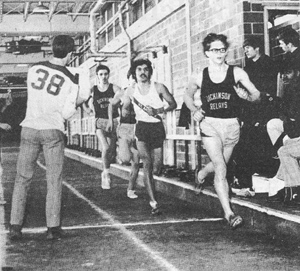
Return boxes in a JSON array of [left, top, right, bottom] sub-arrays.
[[230, 36, 280, 197], [267, 63, 300, 207]]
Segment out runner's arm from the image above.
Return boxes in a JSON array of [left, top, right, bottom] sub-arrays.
[[184, 73, 204, 122], [233, 67, 261, 102], [155, 83, 177, 115]]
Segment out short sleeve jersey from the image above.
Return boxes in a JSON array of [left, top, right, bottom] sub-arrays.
[[200, 66, 240, 118], [21, 61, 79, 132]]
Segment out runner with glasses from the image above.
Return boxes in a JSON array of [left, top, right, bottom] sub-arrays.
[[184, 33, 261, 230]]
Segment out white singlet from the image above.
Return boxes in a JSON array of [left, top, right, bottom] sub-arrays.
[[132, 81, 164, 123]]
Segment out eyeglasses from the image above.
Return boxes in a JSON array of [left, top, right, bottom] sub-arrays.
[[209, 48, 226, 54]]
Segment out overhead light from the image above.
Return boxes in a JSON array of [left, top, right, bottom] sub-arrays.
[[16, 64, 29, 67], [32, 2, 49, 14]]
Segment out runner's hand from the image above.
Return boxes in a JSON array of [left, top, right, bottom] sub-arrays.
[[0, 123, 11, 131], [106, 121, 113, 132], [193, 109, 205, 122], [145, 105, 157, 116]]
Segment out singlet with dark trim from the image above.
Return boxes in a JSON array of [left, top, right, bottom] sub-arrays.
[[21, 61, 79, 132], [92, 83, 119, 119], [200, 65, 240, 119], [31, 61, 79, 83]]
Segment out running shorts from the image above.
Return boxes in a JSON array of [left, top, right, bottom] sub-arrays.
[[200, 117, 240, 147], [135, 121, 166, 149]]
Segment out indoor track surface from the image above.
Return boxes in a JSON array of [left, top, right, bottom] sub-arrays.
[[1, 148, 300, 271]]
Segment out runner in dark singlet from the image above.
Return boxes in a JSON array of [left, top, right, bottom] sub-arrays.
[[184, 33, 261, 230]]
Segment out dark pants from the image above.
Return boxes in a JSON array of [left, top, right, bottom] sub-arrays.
[[230, 125, 280, 188]]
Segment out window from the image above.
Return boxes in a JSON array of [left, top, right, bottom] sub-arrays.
[[106, 3, 113, 21], [107, 24, 114, 43], [99, 31, 106, 49], [115, 18, 121, 37], [130, 1, 143, 25], [145, 0, 156, 13]]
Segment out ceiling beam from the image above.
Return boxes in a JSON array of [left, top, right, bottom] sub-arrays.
[[23, 1, 29, 21], [71, 2, 86, 21], [0, 2, 3, 23], [3, 0, 96, 2], [0, 14, 90, 35], [48, 1, 59, 21]]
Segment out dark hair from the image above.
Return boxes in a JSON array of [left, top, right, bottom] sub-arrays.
[[243, 36, 264, 54], [126, 67, 134, 79], [96, 64, 110, 74], [52, 35, 74, 58], [202, 33, 229, 54], [277, 27, 299, 47], [131, 59, 153, 80]]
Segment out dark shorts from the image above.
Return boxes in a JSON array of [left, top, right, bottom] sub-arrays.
[[135, 121, 166, 149]]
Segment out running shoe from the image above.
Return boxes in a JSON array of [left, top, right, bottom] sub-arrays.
[[150, 201, 161, 215], [9, 224, 22, 241], [227, 214, 244, 230], [231, 187, 255, 198], [46, 227, 65, 240], [127, 190, 138, 199]]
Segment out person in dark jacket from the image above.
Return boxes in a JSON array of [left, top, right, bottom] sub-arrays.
[[277, 27, 300, 73], [230, 36, 280, 197], [267, 63, 300, 207]]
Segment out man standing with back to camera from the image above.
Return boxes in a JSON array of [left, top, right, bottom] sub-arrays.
[[9, 35, 84, 241]]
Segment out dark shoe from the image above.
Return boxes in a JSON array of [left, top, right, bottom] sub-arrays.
[[151, 207, 162, 215], [150, 201, 161, 215], [282, 186, 300, 208], [9, 224, 22, 241], [267, 188, 285, 203], [46, 227, 65, 240], [284, 186, 300, 202], [227, 214, 244, 230]]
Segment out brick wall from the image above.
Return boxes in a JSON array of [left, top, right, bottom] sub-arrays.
[[190, 0, 246, 70], [243, 1, 264, 37], [72, 0, 297, 169]]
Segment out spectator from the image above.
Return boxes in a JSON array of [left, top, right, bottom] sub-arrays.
[[83, 64, 121, 190], [110, 68, 139, 199], [267, 63, 300, 207], [277, 27, 300, 73], [243, 36, 278, 96], [122, 59, 177, 215], [0, 90, 12, 204], [184, 33, 260, 230], [9, 35, 84, 241], [230, 36, 280, 197]]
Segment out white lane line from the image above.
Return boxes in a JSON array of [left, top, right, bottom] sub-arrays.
[[0, 217, 224, 234], [37, 161, 180, 271]]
